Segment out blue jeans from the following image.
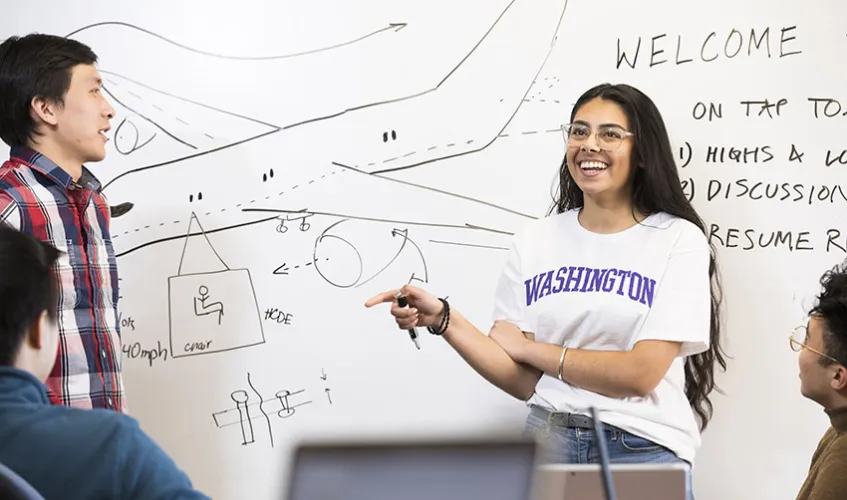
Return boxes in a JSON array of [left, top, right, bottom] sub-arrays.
[[524, 406, 694, 498]]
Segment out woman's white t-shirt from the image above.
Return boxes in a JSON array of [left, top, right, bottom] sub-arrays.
[[492, 208, 711, 464]]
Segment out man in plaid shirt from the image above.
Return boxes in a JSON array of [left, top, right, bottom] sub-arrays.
[[0, 33, 125, 411]]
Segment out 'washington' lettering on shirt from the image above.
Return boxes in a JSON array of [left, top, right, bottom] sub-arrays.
[[524, 266, 657, 307]]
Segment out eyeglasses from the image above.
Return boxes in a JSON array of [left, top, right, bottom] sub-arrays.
[[789, 325, 842, 365], [562, 123, 634, 152]]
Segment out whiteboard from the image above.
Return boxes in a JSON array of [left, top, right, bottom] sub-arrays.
[[3, 1, 846, 499]]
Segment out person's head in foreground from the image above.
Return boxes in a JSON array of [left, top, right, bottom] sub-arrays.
[[0, 223, 60, 380]]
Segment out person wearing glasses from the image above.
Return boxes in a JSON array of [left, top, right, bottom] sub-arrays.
[[791, 259, 847, 500], [366, 83, 725, 474]]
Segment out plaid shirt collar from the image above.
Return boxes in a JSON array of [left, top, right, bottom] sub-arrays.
[[9, 145, 103, 193]]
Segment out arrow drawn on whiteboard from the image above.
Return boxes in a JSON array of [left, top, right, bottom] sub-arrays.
[[325, 388, 333, 405], [66, 21, 408, 60], [353, 227, 429, 288], [391, 228, 429, 283], [272, 257, 329, 276], [354, 228, 409, 288]]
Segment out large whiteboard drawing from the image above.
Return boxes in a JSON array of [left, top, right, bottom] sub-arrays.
[[3, 0, 846, 499]]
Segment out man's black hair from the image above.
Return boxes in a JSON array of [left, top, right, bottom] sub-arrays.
[[0, 33, 98, 147]]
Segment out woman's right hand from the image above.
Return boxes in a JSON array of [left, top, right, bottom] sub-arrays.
[[365, 284, 444, 330]]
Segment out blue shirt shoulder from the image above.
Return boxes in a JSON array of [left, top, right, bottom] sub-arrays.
[[0, 368, 209, 500]]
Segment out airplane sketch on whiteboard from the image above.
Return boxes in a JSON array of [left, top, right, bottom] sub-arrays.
[[110, 159, 527, 259], [62, 0, 568, 245], [168, 213, 265, 358], [212, 372, 313, 447]]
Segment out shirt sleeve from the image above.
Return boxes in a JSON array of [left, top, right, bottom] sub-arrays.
[[492, 233, 533, 332], [0, 192, 21, 230], [633, 223, 712, 357], [118, 417, 212, 500]]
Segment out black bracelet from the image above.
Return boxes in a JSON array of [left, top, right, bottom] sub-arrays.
[[427, 298, 450, 336]]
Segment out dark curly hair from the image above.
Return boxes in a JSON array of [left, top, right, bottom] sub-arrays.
[[810, 259, 847, 367]]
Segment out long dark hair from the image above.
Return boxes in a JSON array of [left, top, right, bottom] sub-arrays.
[[549, 83, 727, 431]]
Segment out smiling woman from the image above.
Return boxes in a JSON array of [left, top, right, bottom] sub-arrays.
[[365, 84, 725, 493]]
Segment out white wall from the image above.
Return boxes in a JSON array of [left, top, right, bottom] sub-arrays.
[[2, 1, 845, 498]]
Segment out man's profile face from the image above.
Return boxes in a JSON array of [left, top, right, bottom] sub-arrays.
[[51, 63, 115, 164], [799, 317, 834, 403]]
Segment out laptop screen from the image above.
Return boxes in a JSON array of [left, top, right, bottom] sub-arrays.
[[285, 440, 537, 500]]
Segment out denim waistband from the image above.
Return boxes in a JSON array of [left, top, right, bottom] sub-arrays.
[[529, 405, 626, 433]]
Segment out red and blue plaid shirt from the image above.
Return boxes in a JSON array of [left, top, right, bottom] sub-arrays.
[[0, 146, 125, 412]]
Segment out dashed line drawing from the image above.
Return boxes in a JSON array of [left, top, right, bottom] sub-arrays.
[[112, 169, 345, 250], [272, 257, 330, 276], [212, 372, 313, 447], [354, 127, 563, 170]]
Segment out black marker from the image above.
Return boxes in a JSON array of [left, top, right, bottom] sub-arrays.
[[395, 293, 420, 350]]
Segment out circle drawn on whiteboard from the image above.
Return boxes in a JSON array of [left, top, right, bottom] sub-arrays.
[[313, 219, 363, 289], [114, 116, 157, 155]]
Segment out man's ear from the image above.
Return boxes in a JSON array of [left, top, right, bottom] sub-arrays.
[[24, 311, 46, 350], [30, 96, 61, 127], [831, 365, 847, 391]]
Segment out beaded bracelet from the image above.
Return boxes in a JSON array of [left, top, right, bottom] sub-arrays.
[[427, 298, 450, 336]]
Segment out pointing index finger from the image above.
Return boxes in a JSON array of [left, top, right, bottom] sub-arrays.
[[364, 289, 400, 308]]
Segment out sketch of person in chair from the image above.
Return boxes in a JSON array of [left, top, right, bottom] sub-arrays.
[[194, 285, 224, 325]]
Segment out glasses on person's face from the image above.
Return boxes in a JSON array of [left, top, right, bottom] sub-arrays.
[[562, 122, 634, 152], [790, 325, 841, 364]]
